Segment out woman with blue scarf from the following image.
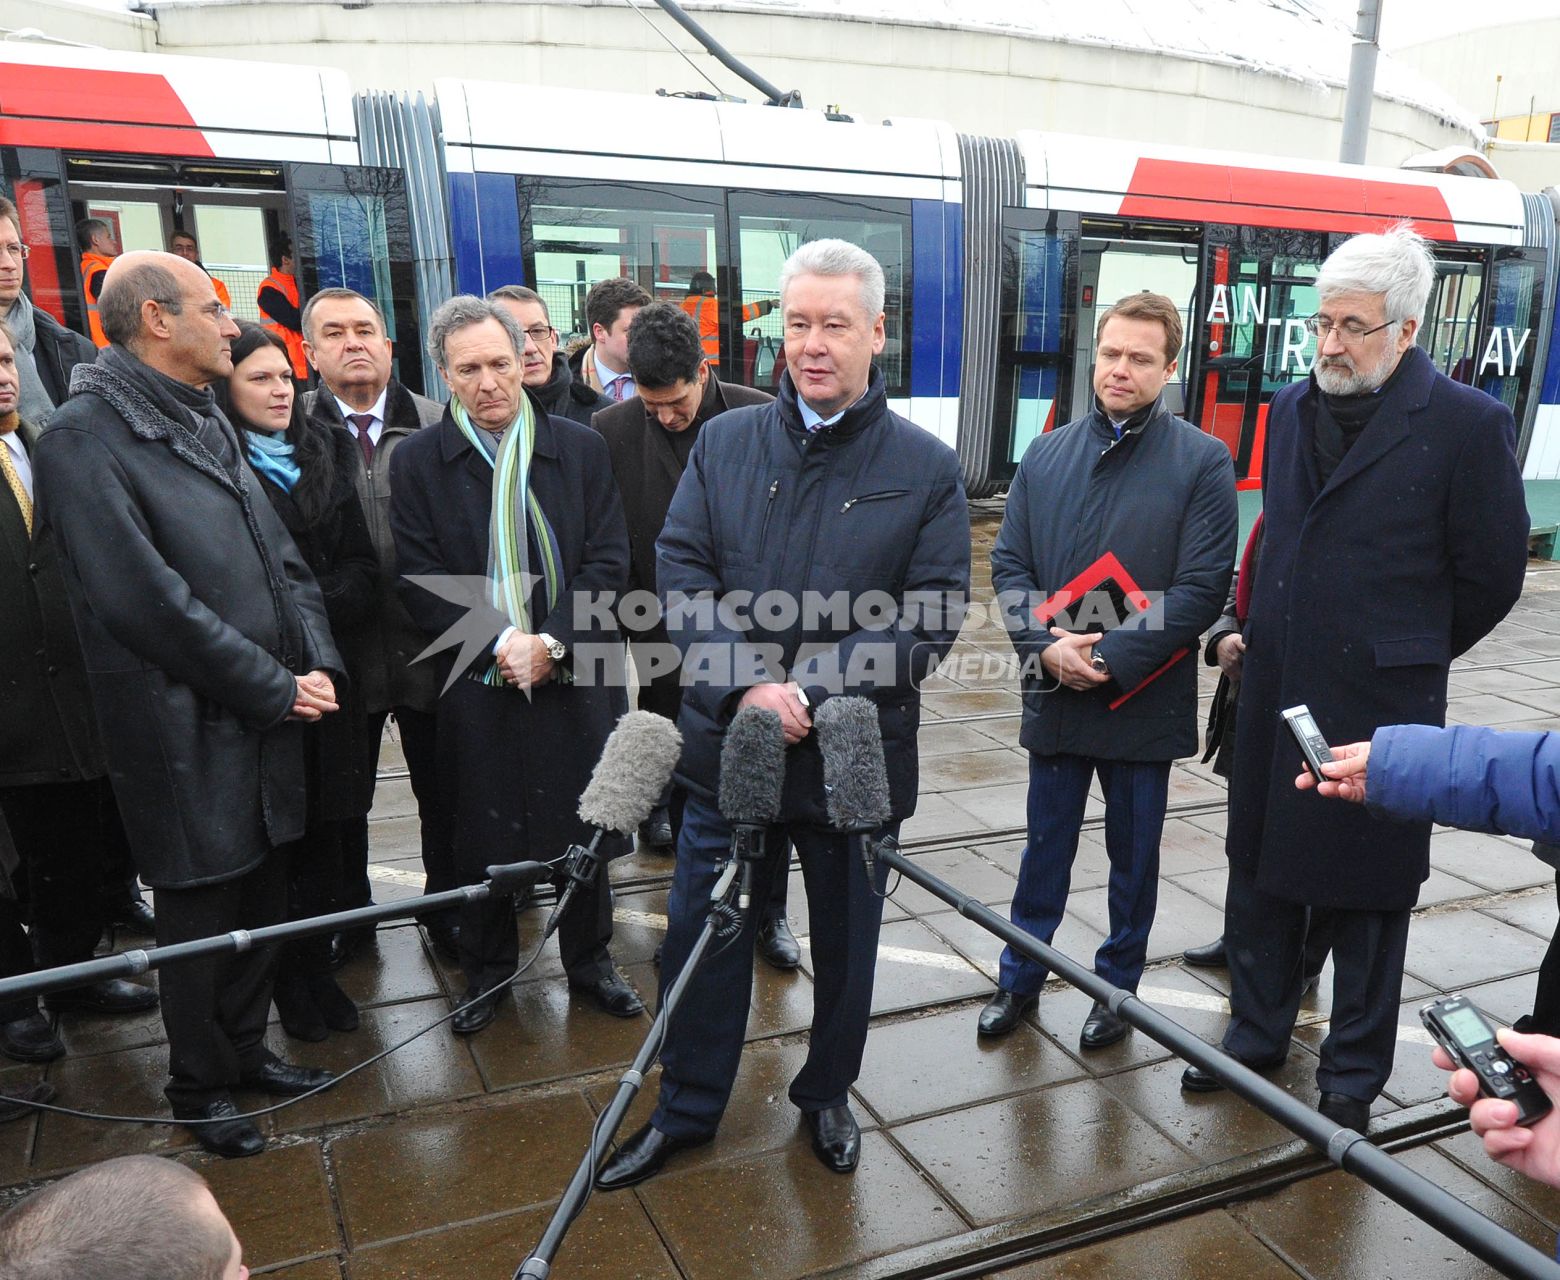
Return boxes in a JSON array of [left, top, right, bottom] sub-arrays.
[[217, 321, 378, 1042]]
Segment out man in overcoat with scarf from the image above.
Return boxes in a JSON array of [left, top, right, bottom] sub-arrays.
[[389, 294, 641, 1035], [1183, 223, 1530, 1131], [33, 251, 341, 1157]]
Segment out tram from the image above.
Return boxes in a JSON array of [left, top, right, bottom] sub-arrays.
[[3, 40, 1556, 496]]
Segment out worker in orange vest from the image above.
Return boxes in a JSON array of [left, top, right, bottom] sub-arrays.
[[257, 237, 307, 381], [679, 270, 777, 369], [75, 217, 119, 349], [168, 229, 231, 312]]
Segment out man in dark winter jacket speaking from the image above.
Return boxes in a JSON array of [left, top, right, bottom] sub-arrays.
[[1188, 223, 1529, 1134], [596, 238, 970, 1190], [978, 291, 1237, 1051]]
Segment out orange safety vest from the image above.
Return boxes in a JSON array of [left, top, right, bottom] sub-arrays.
[[681, 293, 720, 364], [211, 275, 231, 311], [80, 251, 114, 348], [258, 268, 308, 379]]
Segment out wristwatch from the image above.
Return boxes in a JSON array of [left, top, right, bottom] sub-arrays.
[[538, 632, 567, 661], [1090, 651, 1110, 677]]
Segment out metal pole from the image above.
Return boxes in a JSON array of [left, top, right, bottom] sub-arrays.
[[877, 844, 1560, 1280], [516, 864, 741, 1279], [1339, 0, 1383, 164], [650, 0, 802, 107]]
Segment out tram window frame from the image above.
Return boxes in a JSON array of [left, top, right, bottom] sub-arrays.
[[993, 207, 1079, 473], [726, 190, 913, 400], [515, 178, 726, 347], [2, 147, 78, 331]]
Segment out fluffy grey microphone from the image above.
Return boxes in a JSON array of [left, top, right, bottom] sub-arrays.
[[577, 711, 684, 835], [718, 707, 787, 825], [815, 696, 892, 832]]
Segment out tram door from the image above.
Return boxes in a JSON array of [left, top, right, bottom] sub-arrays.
[[1189, 226, 1326, 485]]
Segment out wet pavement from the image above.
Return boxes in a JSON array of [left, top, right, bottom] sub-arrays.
[[3, 509, 1560, 1277]]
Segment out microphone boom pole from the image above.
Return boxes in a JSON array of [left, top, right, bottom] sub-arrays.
[[875, 841, 1560, 1280]]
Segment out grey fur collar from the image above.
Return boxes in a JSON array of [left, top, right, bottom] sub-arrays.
[[71, 359, 243, 498]]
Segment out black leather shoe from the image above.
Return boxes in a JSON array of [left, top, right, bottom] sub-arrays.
[[596, 1122, 710, 1191], [571, 970, 645, 1018], [638, 806, 675, 854], [111, 899, 157, 935], [1180, 1055, 1287, 1093], [1182, 937, 1227, 968], [1079, 1000, 1128, 1050], [0, 1013, 64, 1063], [977, 989, 1037, 1037], [1318, 1091, 1371, 1131], [238, 1056, 335, 1097], [45, 979, 159, 1016], [177, 1098, 265, 1158], [452, 988, 503, 1035], [804, 1104, 861, 1173], [756, 917, 802, 970], [0, 1081, 54, 1123]]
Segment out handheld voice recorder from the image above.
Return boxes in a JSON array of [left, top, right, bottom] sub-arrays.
[[1420, 994, 1552, 1126], [1280, 703, 1335, 784]]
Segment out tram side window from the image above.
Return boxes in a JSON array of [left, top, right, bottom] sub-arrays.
[[1479, 250, 1543, 419], [523, 188, 720, 347], [1423, 258, 1486, 386], [734, 198, 910, 395], [6, 158, 76, 329]]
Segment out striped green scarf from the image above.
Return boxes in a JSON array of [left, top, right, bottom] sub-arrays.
[[451, 395, 563, 687]]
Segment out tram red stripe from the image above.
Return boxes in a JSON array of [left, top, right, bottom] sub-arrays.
[[0, 119, 213, 157], [1119, 160, 1460, 241]]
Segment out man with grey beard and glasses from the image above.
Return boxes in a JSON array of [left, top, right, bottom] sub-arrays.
[[1182, 222, 1529, 1134]]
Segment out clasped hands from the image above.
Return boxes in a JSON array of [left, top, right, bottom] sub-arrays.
[[495, 630, 557, 690], [738, 681, 812, 745], [289, 670, 339, 722], [1041, 627, 1110, 692]]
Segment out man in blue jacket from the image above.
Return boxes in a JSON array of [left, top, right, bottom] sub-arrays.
[[596, 238, 970, 1189], [1188, 224, 1529, 1133], [978, 292, 1237, 1049]]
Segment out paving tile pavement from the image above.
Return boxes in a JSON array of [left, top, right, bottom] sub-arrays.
[[0, 533, 1557, 1277]]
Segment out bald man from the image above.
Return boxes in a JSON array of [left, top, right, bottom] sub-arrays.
[[33, 251, 339, 1158]]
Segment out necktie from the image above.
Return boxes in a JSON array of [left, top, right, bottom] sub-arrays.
[[0, 437, 31, 536], [348, 413, 376, 467]]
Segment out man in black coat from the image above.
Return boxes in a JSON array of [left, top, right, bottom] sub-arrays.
[[597, 239, 970, 1190], [1185, 224, 1530, 1132], [300, 287, 453, 964], [389, 294, 642, 1035], [0, 322, 159, 1064], [591, 302, 800, 966], [979, 292, 1237, 1050], [490, 285, 610, 426], [33, 251, 340, 1158]]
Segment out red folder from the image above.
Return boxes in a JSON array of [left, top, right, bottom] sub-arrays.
[[1032, 552, 1189, 710]]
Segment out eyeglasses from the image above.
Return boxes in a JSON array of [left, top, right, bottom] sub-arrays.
[[0, 243, 28, 261], [1303, 316, 1395, 344], [522, 324, 555, 344]]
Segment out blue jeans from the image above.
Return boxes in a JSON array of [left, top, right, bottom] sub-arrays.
[[998, 753, 1171, 997], [650, 793, 892, 1140]]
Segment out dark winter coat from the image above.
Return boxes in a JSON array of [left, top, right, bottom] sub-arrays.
[[656, 368, 970, 824], [247, 427, 379, 821], [1366, 724, 1560, 845], [533, 352, 610, 428], [991, 398, 1237, 762], [32, 354, 341, 888], [303, 381, 444, 714], [1227, 347, 1529, 910], [388, 395, 632, 861], [593, 377, 773, 604], [32, 308, 97, 408], [0, 420, 105, 787]]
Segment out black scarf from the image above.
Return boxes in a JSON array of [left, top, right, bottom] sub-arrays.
[[100, 345, 242, 473], [1312, 352, 1411, 485]]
